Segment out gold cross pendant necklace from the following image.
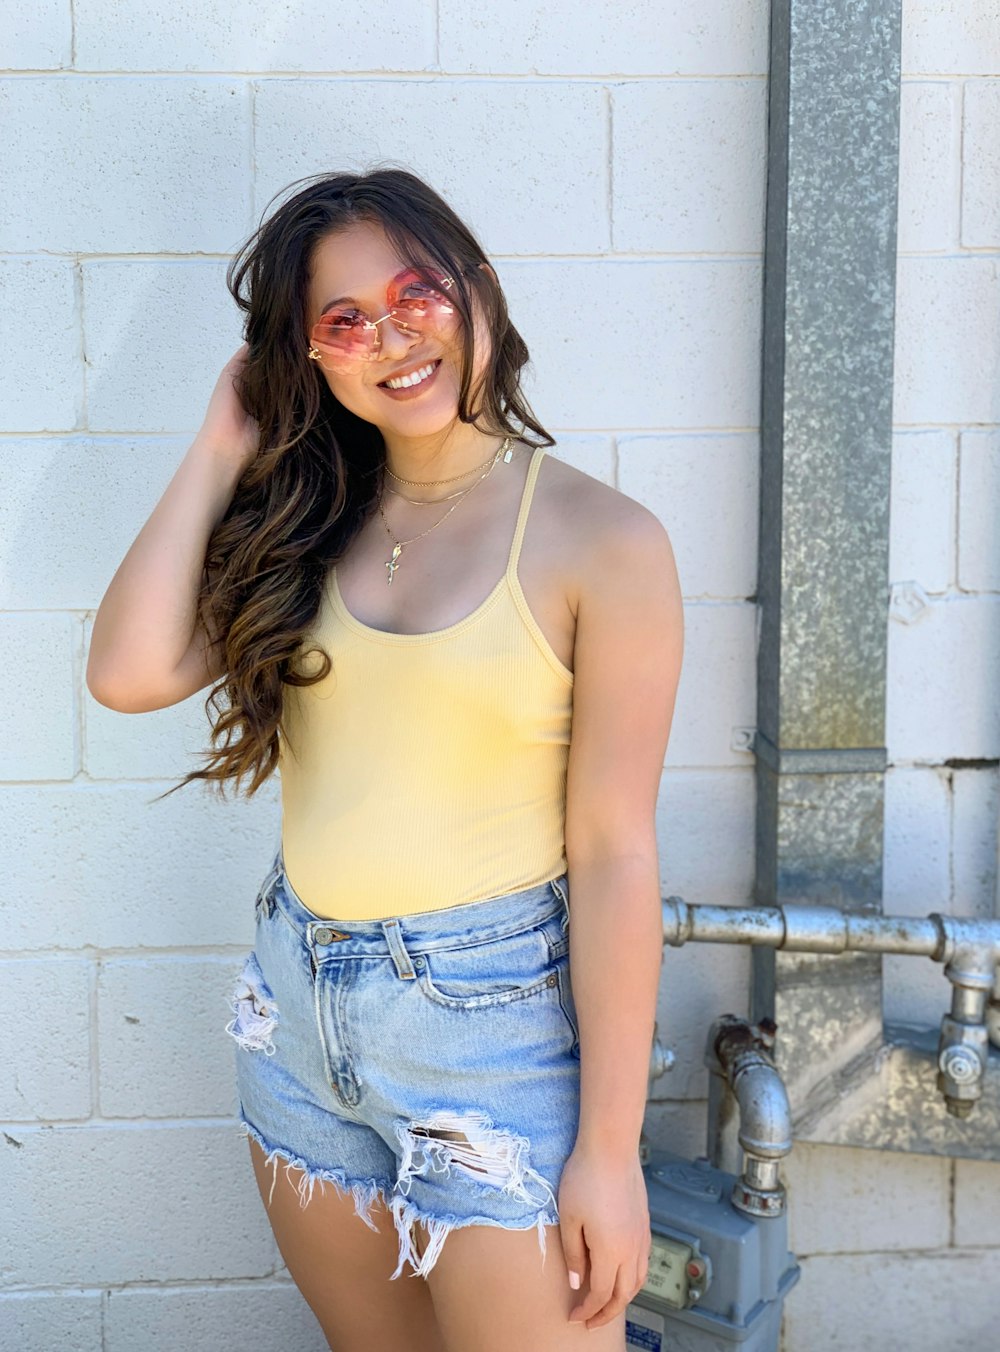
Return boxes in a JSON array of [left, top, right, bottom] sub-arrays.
[[377, 435, 515, 586]]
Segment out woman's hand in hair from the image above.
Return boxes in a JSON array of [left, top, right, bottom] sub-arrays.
[[196, 343, 261, 472]]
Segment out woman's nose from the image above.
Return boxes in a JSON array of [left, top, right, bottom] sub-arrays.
[[373, 311, 418, 359]]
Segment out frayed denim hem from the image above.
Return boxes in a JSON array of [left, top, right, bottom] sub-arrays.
[[237, 1114, 392, 1232], [388, 1108, 562, 1280], [388, 1194, 559, 1281], [237, 1113, 561, 1283]]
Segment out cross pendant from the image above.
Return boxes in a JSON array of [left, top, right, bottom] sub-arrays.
[[385, 543, 403, 586]]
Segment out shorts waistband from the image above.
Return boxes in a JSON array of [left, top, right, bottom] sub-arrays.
[[256, 848, 570, 963]]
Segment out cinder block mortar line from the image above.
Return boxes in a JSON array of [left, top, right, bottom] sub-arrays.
[[69, 0, 76, 68], [606, 85, 615, 252], [932, 245, 1000, 256], [1, 250, 238, 261], [0, 69, 769, 82], [956, 77, 969, 250], [898, 247, 1000, 259], [0, 1284, 105, 1297], [794, 1242, 985, 1260], [0, 432, 191, 442], [953, 79, 966, 250], [0, 947, 255, 960], [246, 82, 255, 234], [71, 612, 85, 778], [0, 1114, 281, 1131], [890, 755, 1000, 769], [89, 952, 99, 1120], [73, 256, 87, 429], [434, 0, 441, 68], [905, 71, 999, 83], [0, 1277, 300, 1296], [952, 430, 963, 591], [0, 249, 765, 261], [891, 583, 1000, 599], [946, 766, 957, 911], [924, 582, 1000, 599], [0, 1283, 106, 1299], [892, 418, 1000, 432]]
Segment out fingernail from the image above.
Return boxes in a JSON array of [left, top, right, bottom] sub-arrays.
[[568, 1270, 581, 1290]]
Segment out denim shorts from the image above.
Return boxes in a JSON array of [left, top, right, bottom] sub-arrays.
[[225, 848, 582, 1281]]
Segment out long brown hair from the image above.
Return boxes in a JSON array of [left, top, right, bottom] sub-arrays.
[[156, 167, 554, 802]]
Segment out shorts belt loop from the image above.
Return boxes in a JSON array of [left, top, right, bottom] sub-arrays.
[[381, 918, 417, 980]]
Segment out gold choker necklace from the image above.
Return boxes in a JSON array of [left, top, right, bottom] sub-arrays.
[[384, 438, 516, 487]]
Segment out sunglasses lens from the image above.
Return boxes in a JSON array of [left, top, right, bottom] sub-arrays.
[[389, 268, 458, 336], [309, 268, 459, 368], [310, 309, 377, 366]]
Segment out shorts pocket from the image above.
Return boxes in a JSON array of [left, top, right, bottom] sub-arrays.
[[416, 913, 565, 1011], [553, 952, 581, 1057]]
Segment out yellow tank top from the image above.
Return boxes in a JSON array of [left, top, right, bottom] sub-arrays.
[[277, 446, 574, 921]]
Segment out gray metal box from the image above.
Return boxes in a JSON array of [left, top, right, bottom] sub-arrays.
[[626, 1151, 800, 1351]]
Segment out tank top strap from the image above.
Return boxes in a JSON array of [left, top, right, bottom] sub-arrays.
[[504, 446, 547, 581]]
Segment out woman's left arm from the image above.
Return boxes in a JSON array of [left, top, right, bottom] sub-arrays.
[[556, 498, 684, 1331]]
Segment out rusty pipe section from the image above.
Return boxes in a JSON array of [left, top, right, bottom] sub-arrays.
[[705, 1016, 793, 1219], [664, 900, 1000, 1118]]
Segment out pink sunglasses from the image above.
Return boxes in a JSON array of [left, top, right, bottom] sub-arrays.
[[308, 266, 461, 373]]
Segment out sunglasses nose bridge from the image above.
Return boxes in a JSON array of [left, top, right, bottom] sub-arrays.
[[368, 307, 419, 358]]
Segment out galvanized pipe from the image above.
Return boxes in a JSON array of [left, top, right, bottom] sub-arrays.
[[662, 899, 1000, 965], [705, 1016, 794, 1219], [666, 899, 1000, 1118]]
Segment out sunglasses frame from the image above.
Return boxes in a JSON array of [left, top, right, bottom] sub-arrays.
[[307, 265, 460, 372]]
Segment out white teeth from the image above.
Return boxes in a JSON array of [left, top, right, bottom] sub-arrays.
[[385, 362, 436, 391]]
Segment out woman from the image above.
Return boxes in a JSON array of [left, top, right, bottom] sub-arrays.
[[87, 168, 684, 1352]]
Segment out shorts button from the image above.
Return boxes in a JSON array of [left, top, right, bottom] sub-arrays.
[[546, 973, 558, 988], [315, 926, 335, 944], [414, 957, 425, 969]]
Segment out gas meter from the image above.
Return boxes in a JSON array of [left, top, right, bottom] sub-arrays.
[[626, 1151, 800, 1352]]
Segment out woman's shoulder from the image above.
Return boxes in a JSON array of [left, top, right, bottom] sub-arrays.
[[532, 445, 677, 629], [540, 445, 674, 559]]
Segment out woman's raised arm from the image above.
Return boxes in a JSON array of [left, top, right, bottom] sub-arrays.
[[85, 345, 259, 714]]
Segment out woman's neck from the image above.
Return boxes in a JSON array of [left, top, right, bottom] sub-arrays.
[[380, 428, 511, 486]]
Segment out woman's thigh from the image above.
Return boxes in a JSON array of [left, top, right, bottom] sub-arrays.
[[247, 1135, 445, 1352], [425, 1222, 626, 1352]]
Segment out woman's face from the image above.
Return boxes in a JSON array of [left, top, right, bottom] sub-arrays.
[[304, 219, 493, 442]]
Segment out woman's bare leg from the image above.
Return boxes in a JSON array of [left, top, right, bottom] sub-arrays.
[[424, 1221, 627, 1352], [247, 1135, 446, 1352]]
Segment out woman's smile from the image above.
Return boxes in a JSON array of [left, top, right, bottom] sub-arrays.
[[376, 357, 443, 399]]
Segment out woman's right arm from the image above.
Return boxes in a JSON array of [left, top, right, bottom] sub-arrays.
[[86, 345, 259, 714]]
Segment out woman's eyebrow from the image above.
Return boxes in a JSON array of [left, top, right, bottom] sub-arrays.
[[319, 265, 424, 316], [320, 293, 359, 314]]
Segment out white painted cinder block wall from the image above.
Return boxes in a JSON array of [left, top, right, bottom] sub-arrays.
[[0, 1, 996, 1348]]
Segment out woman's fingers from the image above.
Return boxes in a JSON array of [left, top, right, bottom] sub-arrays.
[[568, 1247, 616, 1325], [559, 1218, 588, 1298]]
